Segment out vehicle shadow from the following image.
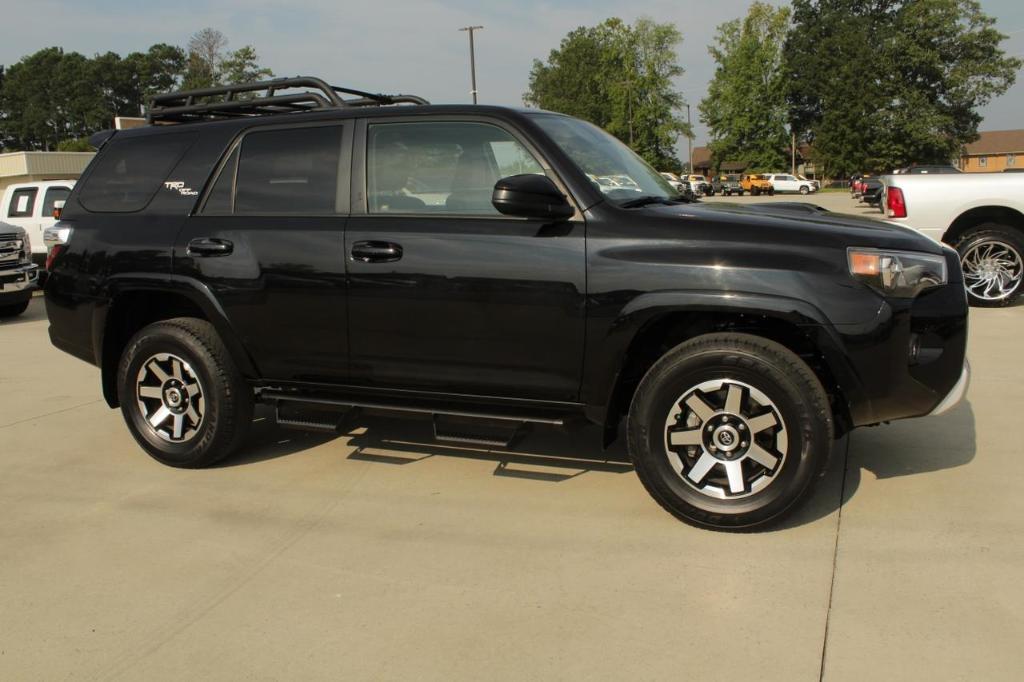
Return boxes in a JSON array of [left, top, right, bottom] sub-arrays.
[[222, 401, 977, 532], [776, 400, 977, 530]]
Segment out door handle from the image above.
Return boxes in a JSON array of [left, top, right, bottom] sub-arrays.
[[187, 237, 233, 257], [351, 241, 403, 263]]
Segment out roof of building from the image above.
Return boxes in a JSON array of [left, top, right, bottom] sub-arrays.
[[963, 130, 1024, 155], [0, 151, 95, 179]]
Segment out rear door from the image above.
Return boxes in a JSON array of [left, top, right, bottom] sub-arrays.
[[175, 122, 352, 384], [344, 117, 587, 401]]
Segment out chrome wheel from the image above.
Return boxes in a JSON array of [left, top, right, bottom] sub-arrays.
[[135, 352, 206, 443], [663, 379, 788, 499], [961, 240, 1023, 302]]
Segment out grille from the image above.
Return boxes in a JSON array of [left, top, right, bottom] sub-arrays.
[[0, 236, 24, 266], [0, 233, 18, 240]]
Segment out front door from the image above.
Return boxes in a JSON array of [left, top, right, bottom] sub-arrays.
[[174, 123, 351, 384], [345, 118, 586, 402]]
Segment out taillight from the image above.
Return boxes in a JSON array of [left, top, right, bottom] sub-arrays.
[[887, 187, 907, 218], [43, 225, 73, 270]]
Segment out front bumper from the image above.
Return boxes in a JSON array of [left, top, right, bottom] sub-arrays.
[[0, 262, 38, 297], [928, 360, 970, 416]]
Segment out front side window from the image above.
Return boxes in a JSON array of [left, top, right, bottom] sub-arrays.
[[8, 188, 37, 217], [530, 113, 676, 204], [234, 126, 344, 214], [366, 121, 544, 215]]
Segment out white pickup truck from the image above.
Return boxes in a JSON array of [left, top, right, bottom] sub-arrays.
[[881, 172, 1024, 306], [1, 180, 75, 266]]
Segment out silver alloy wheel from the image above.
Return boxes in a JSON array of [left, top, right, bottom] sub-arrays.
[[663, 379, 788, 499], [961, 240, 1023, 301], [135, 352, 206, 443]]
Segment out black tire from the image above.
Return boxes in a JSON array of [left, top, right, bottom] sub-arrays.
[[799, 185, 810, 195], [768, 187, 775, 196], [751, 188, 760, 197], [953, 224, 1024, 307], [117, 317, 253, 468], [627, 333, 833, 531], [0, 300, 30, 318]]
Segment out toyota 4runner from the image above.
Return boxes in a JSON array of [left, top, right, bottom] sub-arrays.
[[44, 77, 969, 530]]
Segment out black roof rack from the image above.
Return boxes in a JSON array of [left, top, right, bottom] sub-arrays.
[[147, 76, 429, 124]]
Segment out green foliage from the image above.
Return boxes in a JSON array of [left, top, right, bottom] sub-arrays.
[[56, 136, 94, 152], [182, 29, 273, 90], [785, 0, 1021, 176], [0, 32, 270, 150], [525, 17, 691, 169], [700, 2, 791, 173]]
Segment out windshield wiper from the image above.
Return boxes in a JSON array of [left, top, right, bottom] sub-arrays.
[[619, 195, 681, 208]]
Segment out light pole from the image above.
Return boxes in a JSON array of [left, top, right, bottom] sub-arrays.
[[458, 26, 484, 104], [685, 104, 693, 174]]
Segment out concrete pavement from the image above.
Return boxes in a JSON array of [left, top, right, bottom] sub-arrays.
[[0, 295, 1019, 680]]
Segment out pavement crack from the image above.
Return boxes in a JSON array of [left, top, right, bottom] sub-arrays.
[[0, 399, 105, 430], [819, 436, 850, 682]]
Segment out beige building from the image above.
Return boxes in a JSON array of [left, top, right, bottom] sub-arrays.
[[0, 151, 95, 194], [960, 130, 1024, 172]]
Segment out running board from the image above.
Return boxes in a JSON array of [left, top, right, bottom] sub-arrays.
[[432, 415, 523, 448], [260, 390, 568, 426]]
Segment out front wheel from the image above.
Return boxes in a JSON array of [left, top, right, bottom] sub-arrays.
[[955, 224, 1024, 307], [799, 186, 810, 195], [627, 333, 833, 530], [117, 317, 253, 468]]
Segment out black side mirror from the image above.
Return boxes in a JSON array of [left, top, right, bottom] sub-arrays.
[[492, 174, 574, 221]]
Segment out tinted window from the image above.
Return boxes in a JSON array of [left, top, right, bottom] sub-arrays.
[[367, 122, 544, 215], [78, 133, 197, 212], [42, 186, 71, 216], [7, 188, 37, 217], [203, 146, 239, 214], [234, 126, 343, 214]]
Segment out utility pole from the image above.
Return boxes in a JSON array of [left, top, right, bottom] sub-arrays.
[[685, 104, 693, 174], [458, 26, 484, 104]]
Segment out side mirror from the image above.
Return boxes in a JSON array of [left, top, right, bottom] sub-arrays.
[[492, 174, 574, 221]]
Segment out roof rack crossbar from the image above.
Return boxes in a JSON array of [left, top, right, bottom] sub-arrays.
[[147, 76, 429, 123]]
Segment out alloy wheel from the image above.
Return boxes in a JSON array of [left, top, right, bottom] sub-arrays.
[[961, 240, 1023, 302], [663, 379, 788, 499], [135, 352, 206, 443]]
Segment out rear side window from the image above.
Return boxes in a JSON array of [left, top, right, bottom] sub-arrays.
[[7, 188, 37, 217], [42, 187, 71, 217], [78, 133, 197, 213], [233, 126, 344, 215]]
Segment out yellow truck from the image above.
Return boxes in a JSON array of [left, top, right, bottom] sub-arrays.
[[740, 174, 775, 196]]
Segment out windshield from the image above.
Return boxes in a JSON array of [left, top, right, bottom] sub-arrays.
[[530, 113, 677, 204]]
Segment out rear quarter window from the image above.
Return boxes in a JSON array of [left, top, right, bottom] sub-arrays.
[[78, 133, 198, 213]]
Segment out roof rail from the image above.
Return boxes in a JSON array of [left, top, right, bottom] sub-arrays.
[[147, 76, 429, 124]]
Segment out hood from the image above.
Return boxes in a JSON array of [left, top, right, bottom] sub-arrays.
[[0, 220, 26, 237], [640, 200, 944, 254]]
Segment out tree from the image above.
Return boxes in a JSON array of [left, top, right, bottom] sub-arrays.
[[784, 0, 1021, 176], [699, 2, 791, 172], [182, 28, 273, 90], [525, 18, 690, 169]]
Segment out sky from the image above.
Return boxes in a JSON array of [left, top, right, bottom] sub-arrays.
[[1, 0, 1022, 160]]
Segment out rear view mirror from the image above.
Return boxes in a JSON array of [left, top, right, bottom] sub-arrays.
[[492, 174, 574, 221]]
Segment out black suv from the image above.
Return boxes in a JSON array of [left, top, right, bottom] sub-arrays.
[[44, 77, 969, 530]]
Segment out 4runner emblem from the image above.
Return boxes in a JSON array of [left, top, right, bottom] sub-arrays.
[[164, 181, 199, 197]]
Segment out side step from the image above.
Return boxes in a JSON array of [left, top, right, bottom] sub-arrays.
[[432, 415, 523, 448], [275, 404, 361, 433]]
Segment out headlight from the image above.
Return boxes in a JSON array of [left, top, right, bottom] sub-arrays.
[[22, 232, 32, 261], [848, 248, 948, 298]]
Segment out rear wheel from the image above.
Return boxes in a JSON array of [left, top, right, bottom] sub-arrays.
[[117, 317, 253, 468], [0, 300, 30, 318], [954, 224, 1024, 307], [627, 333, 833, 530]]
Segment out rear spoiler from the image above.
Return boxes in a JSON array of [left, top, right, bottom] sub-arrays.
[[88, 129, 117, 149]]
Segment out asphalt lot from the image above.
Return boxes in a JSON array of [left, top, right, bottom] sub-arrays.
[[2, 255, 1022, 679]]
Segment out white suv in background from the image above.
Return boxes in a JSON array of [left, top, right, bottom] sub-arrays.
[[764, 174, 816, 195], [1, 180, 75, 265]]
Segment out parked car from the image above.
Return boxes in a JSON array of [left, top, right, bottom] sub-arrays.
[[711, 174, 744, 196], [660, 172, 685, 192], [677, 180, 697, 202], [0, 223, 39, 317], [686, 174, 711, 196], [44, 76, 969, 530], [1, 180, 75, 266], [861, 179, 884, 208], [796, 175, 820, 191], [740, 173, 774, 196], [882, 171, 1024, 306], [764, 174, 816, 195]]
